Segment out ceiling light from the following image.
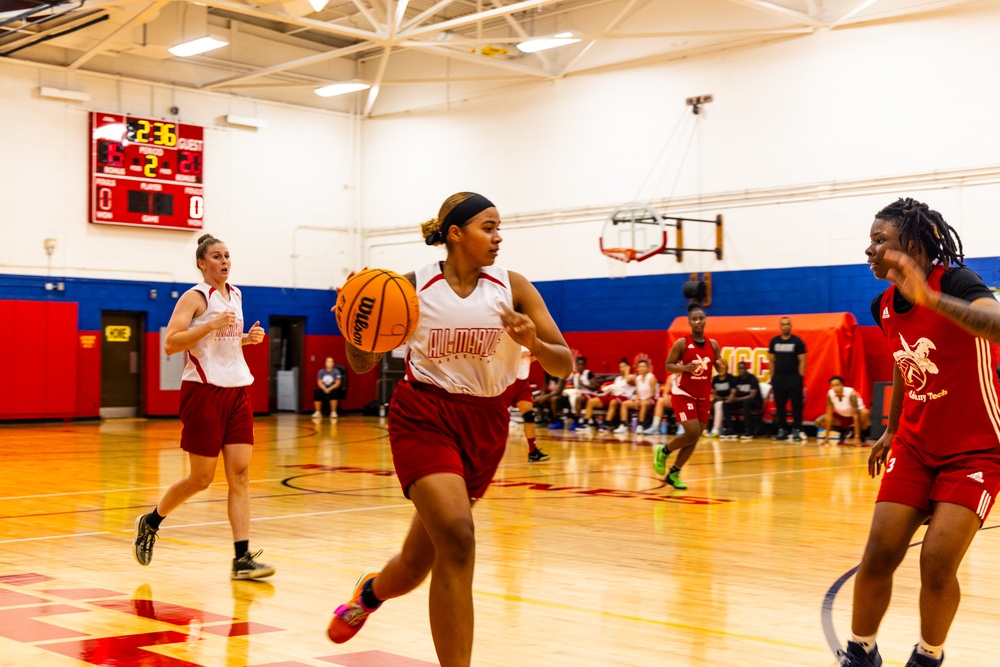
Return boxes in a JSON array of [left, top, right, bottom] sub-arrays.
[[39, 86, 91, 102], [517, 32, 580, 53], [169, 36, 228, 57], [314, 82, 371, 98], [308, 0, 329, 11]]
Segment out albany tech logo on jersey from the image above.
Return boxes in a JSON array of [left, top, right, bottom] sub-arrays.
[[686, 345, 713, 379], [893, 334, 941, 394]]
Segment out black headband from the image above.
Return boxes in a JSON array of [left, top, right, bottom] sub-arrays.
[[424, 194, 495, 246]]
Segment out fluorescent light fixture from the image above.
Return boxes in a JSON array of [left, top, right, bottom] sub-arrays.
[[225, 114, 268, 129], [169, 36, 228, 57], [314, 82, 371, 98], [39, 86, 91, 102], [308, 0, 329, 11], [516, 32, 580, 54]]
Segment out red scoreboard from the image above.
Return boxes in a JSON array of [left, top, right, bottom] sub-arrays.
[[89, 112, 205, 230]]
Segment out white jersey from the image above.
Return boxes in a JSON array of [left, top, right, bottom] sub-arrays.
[[516, 346, 531, 381], [405, 263, 521, 397], [605, 375, 636, 399], [634, 372, 656, 400], [181, 283, 254, 387], [829, 387, 865, 417]]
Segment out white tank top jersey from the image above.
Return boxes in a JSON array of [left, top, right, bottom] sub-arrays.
[[181, 282, 254, 387], [829, 387, 864, 417], [405, 263, 522, 397], [516, 346, 531, 381], [635, 373, 656, 400]]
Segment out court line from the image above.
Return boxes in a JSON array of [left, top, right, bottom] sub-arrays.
[[0, 478, 291, 502], [0, 503, 413, 544]]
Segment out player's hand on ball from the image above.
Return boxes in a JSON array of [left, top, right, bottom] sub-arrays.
[[246, 320, 265, 344], [499, 302, 536, 348]]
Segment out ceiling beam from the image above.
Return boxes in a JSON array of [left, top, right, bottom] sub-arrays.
[[350, 0, 382, 30], [203, 40, 375, 89], [197, 0, 379, 42], [720, 0, 824, 27], [558, 0, 644, 75], [404, 42, 556, 79], [400, 0, 567, 40], [0, 9, 104, 53], [828, 0, 881, 28], [67, 0, 171, 71], [362, 0, 410, 116], [399, 0, 460, 32]]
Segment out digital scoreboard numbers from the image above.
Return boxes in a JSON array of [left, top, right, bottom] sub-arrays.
[[89, 112, 205, 230]]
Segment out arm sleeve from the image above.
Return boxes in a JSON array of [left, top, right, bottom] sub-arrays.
[[940, 267, 997, 303], [796, 337, 806, 354]]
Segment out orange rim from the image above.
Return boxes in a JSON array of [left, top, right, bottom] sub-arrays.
[[601, 247, 637, 263]]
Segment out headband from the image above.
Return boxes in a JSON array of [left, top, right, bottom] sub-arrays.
[[424, 193, 495, 246]]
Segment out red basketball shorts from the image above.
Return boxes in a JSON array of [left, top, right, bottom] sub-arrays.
[[179, 381, 255, 457], [673, 394, 710, 425], [877, 436, 1000, 524], [500, 378, 534, 406], [388, 380, 510, 500], [831, 413, 855, 429], [596, 394, 623, 407]]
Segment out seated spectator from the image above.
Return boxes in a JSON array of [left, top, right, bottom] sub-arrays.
[[580, 359, 635, 430], [559, 355, 600, 430], [616, 358, 657, 433], [313, 356, 344, 420], [709, 359, 734, 437], [641, 373, 682, 436], [533, 373, 566, 426], [724, 361, 761, 440], [816, 375, 871, 446]]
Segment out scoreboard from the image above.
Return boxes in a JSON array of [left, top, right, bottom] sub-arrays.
[[89, 112, 205, 230]]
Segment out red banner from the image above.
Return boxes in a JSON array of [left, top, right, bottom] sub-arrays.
[[667, 312, 871, 423]]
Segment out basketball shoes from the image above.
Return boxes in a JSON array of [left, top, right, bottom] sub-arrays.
[[328, 571, 381, 643], [528, 448, 550, 463], [132, 514, 158, 566], [666, 470, 687, 490], [837, 641, 883, 667], [231, 550, 276, 580], [904, 647, 943, 667], [653, 444, 669, 476]]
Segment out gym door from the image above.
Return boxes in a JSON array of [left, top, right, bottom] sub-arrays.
[[101, 311, 144, 418]]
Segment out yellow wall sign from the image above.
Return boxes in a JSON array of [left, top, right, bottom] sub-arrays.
[[105, 325, 131, 342]]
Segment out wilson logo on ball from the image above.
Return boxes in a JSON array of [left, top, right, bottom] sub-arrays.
[[351, 296, 377, 347]]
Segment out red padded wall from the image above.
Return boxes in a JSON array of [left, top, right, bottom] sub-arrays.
[[76, 331, 100, 418]]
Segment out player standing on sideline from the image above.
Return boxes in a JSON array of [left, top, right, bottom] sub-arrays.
[[327, 192, 572, 667], [132, 234, 274, 580], [653, 303, 720, 489], [838, 198, 1000, 667], [502, 346, 550, 462], [768, 317, 807, 442]]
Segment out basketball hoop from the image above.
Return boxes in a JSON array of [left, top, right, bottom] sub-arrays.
[[602, 247, 636, 279]]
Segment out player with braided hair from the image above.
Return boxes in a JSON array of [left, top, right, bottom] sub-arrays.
[[838, 198, 1000, 667]]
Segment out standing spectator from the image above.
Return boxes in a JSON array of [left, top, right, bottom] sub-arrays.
[[816, 375, 871, 446], [726, 361, 761, 440], [313, 356, 344, 420], [709, 359, 734, 438], [768, 317, 807, 442]]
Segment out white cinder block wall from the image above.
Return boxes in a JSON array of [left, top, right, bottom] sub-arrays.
[[2, 3, 1000, 290]]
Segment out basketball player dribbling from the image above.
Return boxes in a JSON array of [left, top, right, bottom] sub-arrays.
[[132, 234, 275, 580], [327, 193, 573, 667], [838, 198, 1000, 667], [652, 302, 719, 489]]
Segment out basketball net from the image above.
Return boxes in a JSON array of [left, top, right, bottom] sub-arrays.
[[603, 247, 636, 280]]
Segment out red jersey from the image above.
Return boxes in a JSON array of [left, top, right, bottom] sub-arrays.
[[672, 337, 717, 401], [880, 264, 1000, 455]]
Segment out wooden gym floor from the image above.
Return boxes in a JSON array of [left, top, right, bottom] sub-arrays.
[[1, 415, 998, 667]]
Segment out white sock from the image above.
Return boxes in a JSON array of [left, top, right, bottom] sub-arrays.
[[917, 639, 944, 659], [852, 633, 877, 653], [649, 417, 661, 429]]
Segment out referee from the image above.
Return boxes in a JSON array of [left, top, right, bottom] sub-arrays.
[[768, 317, 807, 442]]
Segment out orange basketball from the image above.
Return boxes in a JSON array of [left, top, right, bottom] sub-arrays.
[[336, 268, 419, 353]]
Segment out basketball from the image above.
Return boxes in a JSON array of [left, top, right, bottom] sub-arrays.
[[336, 268, 420, 353]]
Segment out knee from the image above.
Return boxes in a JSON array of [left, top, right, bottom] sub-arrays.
[[188, 471, 215, 492], [859, 539, 907, 578], [433, 518, 476, 567], [919, 549, 960, 593]]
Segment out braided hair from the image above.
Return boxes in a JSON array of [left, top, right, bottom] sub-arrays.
[[875, 198, 965, 267]]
